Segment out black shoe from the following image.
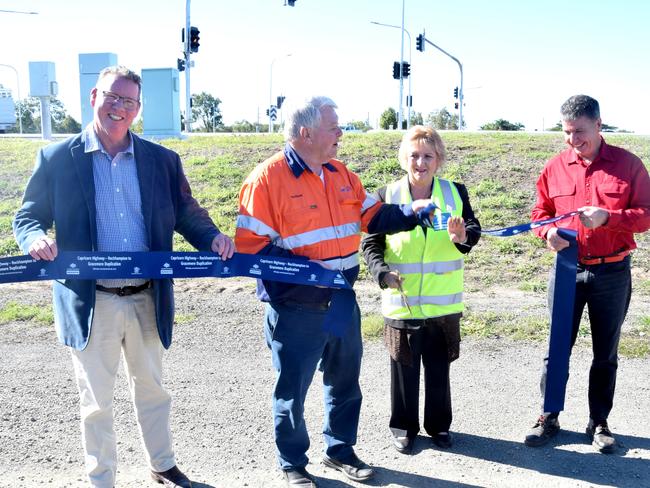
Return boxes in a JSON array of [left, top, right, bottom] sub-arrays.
[[150, 465, 192, 488], [392, 435, 414, 454], [586, 419, 616, 454], [524, 414, 560, 447], [283, 466, 318, 487], [322, 453, 374, 482], [432, 432, 453, 449]]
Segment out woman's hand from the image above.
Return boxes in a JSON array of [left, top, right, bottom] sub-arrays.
[[382, 271, 403, 289], [447, 216, 466, 243]]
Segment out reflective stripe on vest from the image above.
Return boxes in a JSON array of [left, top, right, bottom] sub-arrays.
[[385, 292, 463, 307], [382, 176, 465, 320]]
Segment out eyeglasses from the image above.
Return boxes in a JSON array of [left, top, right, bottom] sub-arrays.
[[102, 91, 140, 111]]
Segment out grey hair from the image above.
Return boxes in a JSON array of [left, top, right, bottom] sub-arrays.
[[561, 94, 600, 121], [283, 96, 338, 141], [97, 65, 142, 98]]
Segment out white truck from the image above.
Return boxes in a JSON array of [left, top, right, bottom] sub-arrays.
[[0, 85, 17, 133]]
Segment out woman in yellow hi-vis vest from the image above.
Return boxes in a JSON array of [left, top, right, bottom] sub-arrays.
[[362, 126, 481, 455]]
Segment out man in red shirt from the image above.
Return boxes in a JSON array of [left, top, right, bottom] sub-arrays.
[[524, 95, 650, 453]]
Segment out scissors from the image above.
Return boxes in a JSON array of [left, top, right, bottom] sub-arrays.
[[395, 271, 412, 314]]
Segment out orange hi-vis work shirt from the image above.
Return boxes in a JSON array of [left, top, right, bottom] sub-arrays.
[[236, 144, 418, 305]]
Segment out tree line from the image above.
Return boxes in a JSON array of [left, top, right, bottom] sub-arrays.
[[7, 93, 631, 134]]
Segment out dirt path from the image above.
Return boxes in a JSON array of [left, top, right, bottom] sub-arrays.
[[1, 278, 649, 487]]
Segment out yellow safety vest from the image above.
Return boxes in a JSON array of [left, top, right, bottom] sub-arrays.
[[382, 176, 464, 319]]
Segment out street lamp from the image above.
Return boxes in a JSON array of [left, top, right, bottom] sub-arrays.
[[0, 63, 23, 134], [370, 20, 413, 129], [269, 53, 291, 134]]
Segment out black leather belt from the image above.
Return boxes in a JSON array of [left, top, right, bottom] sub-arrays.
[[96, 281, 151, 297]]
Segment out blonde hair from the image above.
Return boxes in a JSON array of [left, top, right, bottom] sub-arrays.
[[398, 125, 446, 171]]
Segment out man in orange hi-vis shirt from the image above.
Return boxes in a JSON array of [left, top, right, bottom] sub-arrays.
[[236, 96, 435, 487]]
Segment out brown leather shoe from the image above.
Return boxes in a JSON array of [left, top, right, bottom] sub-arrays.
[[151, 465, 192, 488]]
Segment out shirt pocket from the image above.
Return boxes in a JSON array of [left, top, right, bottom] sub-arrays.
[[548, 183, 576, 212], [338, 198, 362, 224], [596, 180, 628, 209], [282, 204, 321, 240]]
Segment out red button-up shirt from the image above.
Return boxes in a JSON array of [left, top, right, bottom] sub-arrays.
[[531, 138, 650, 260]]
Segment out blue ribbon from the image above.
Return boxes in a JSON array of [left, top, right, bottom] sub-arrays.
[[419, 209, 581, 413], [543, 228, 578, 413], [0, 251, 351, 289], [480, 211, 580, 237], [0, 251, 355, 338], [479, 214, 579, 413]]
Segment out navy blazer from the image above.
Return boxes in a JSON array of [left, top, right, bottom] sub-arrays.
[[13, 132, 220, 350]]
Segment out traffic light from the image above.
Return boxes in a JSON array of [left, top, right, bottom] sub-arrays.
[[393, 61, 400, 80], [177, 58, 185, 72], [416, 34, 424, 52], [266, 109, 270, 116], [277, 96, 286, 109], [454, 102, 459, 110], [286, 0, 296, 5], [453, 86, 459, 99], [190, 26, 200, 53], [402, 62, 410, 78]]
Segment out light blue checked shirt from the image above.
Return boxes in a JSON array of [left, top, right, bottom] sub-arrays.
[[83, 126, 148, 287]]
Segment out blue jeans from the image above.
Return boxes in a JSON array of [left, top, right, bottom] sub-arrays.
[[264, 301, 362, 470], [540, 257, 631, 423]]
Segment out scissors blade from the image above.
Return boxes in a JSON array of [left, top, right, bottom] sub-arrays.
[[397, 279, 412, 314]]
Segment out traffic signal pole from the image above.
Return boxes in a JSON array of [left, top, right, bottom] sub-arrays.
[[420, 34, 464, 130], [184, 0, 192, 132]]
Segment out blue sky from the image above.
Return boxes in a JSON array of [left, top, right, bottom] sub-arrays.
[[1, 0, 649, 133]]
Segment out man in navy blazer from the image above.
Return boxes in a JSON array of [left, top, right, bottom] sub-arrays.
[[13, 66, 234, 488]]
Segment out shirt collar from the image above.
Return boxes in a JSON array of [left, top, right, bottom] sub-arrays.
[[284, 142, 337, 178], [565, 136, 612, 166], [82, 124, 134, 157]]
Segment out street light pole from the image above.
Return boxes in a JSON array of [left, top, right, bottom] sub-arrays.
[[0, 64, 22, 134], [370, 21, 412, 129], [269, 54, 291, 134]]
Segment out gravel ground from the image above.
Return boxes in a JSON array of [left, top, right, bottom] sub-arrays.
[[1, 278, 649, 488]]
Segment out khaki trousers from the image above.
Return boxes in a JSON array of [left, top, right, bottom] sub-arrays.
[[70, 289, 175, 487]]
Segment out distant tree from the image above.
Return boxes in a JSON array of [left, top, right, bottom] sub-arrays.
[[56, 115, 82, 134], [601, 123, 619, 132], [131, 118, 144, 134], [231, 119, 256, 132], [379, 108, 398, 130], [12, 98, 40, 133], [409, 112, 423, 126], [11, 97, 80, 134], [547, 120, 631, 133], [346, 120, 372, 131], [480, 118, 524, 131], [425, 108, 459, 130], [191, 92, 223, 132]]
